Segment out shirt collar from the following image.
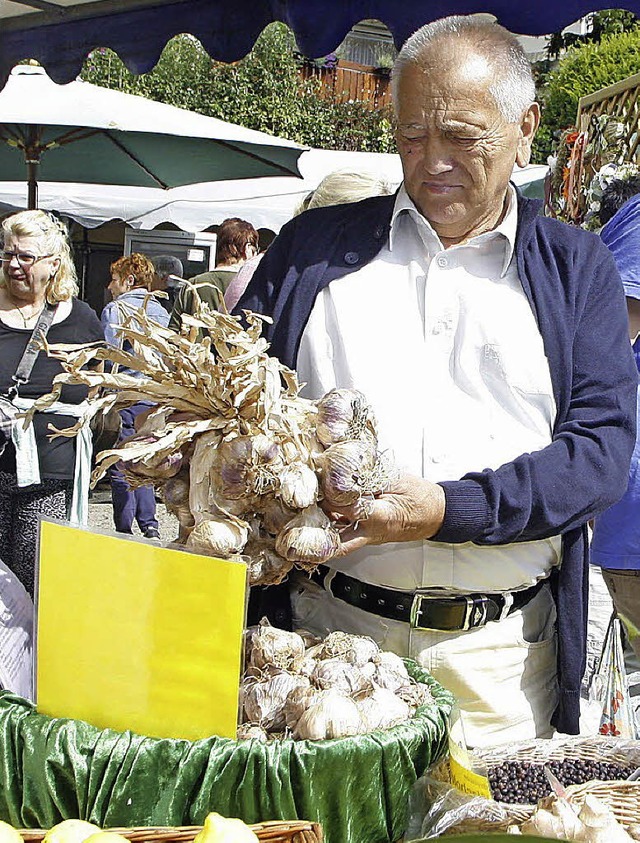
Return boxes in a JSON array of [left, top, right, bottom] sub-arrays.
[[389, 182, 518, 277]]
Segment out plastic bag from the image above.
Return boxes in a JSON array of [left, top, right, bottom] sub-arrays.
[[591, 613, 636, 738], [405, 763, 511, 839]]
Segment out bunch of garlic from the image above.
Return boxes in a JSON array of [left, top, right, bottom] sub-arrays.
[[313, 389, 394, 508], [40, 294, 394, 584], [237, 620, 433, 741], [512, 793, 634, 841], [174, 390, 390, 582]]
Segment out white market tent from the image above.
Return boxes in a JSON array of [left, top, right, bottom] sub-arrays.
[[0, 150, 548, 234]]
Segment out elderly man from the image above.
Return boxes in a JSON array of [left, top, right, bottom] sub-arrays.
[[151, 254, 184, 314], [237, 16, 637, 746]]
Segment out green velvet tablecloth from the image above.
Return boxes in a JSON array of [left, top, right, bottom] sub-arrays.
[[0, 663, 453, 843]]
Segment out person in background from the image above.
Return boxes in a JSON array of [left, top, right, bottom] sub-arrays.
[[238, 15, 637, 746], [102, 253, 169, 540], [151, 254, 184, 314], [0, 210, 104, 595], [169, 217, 258, 331], [591, 188, 640, 662], [295, 169, 395, 216], [224, 171, 395, 312], [599, 174, 640, 227]]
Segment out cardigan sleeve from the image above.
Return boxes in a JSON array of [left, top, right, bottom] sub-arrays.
[[435, 243, 638, 545], [235, 218, 298, 326]]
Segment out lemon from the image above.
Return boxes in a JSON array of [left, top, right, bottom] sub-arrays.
[[83, 834, 130, 843], [194, 813, 258, 843], [0, 820, 23, 843], [42, 820, 101, 843]]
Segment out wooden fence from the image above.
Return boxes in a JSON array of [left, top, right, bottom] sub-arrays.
[[299, 60, 392, 110], [577, 71, 640, 165], [565, 72, 640, 219]]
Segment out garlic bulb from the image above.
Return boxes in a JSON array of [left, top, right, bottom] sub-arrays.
[[315, 389, 377, 448], [213, 435, 283, 499], [578, 795, 633, 842], [298, 655, 318, 678], [284, 685, 324, 729], [373, 662, 411, 693], [295, 628, 323, 648], [520, 797, 594, 841], [321, 631, 379, 666], [244, 540, 293, 587], [261, 497, 298, 535], [278, 463, 319, 510], [316, 439, 377, 506], [241, 672, 310, 731], [248, 620, 306, 672], [162, 471, 190, 507], [236, 723, 269, 742], [373, 650, 410, 677], [174, 505, 196, 531], [520, 804, 582, 840], [185, 515, 249, 557], [312, 657, 372, 695], [275, 505, 340, 569], [356, 687, 411, 732], [293, 691, 364, 740], [396, 681, 434, 711]]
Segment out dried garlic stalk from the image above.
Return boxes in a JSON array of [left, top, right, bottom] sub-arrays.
[[36, 292, 396, 583]]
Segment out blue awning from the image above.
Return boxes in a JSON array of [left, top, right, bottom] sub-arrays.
[[2, 0, 639, 87]]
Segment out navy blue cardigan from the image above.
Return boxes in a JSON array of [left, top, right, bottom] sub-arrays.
[[237, 192, 638, 734]]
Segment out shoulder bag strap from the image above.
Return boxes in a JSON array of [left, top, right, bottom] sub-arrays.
[[8, 302, 59, 399]]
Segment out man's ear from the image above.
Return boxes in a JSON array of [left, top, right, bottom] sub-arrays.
[[515, 102, 540, 168], [126, 273, 136, 288]]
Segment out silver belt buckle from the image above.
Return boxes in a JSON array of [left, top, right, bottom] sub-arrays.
[[410, 589, 477, 632]]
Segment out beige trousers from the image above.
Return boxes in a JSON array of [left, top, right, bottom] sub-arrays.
[[291, 574, 558, 748], [602, 568, 640, 661]]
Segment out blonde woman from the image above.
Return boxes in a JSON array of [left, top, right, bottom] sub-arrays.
[[0, 210, 103, 595]]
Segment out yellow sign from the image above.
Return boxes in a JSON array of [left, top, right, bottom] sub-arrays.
[[36, 519, 248, 741], [448, 734, 492, 798]]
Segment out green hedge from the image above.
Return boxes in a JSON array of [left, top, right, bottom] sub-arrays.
[[535, 29, 640, 163]]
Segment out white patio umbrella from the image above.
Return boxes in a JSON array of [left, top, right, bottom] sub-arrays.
[[0, 150, 548, 234], [0, 64, 304, 209]]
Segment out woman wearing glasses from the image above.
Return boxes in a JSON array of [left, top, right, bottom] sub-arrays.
[[0, 209, 103, 596]]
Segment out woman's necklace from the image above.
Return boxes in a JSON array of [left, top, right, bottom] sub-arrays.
[[15, 303, 44, 329]]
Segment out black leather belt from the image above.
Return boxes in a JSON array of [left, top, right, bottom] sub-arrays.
[[309, 566, 546, 632]]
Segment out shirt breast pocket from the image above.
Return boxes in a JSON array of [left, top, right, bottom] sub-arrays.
[[480, 341, 553, 398]]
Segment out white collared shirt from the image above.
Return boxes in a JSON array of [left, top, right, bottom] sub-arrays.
[[296, 184, 562, 592]]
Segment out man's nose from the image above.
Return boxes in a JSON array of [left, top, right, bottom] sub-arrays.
[[420, 137, 454, 175]]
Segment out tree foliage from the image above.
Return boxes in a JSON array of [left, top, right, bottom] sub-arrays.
[[534, 15, 640, 162], [545, 9, 638, 59], [81, 24, 395, 153]]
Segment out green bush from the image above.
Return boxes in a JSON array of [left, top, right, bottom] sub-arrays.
[[535, 29, 640, 162], [81, 24, 395, 153]]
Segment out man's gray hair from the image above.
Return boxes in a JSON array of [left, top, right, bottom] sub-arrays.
[[391, 15, 536, 123], [152, 254, 183, 278]]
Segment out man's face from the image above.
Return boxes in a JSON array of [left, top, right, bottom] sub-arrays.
[[394, 47, 539, 245]]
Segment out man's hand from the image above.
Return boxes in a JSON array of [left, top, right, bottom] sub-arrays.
[[323, 473, 446, 558]]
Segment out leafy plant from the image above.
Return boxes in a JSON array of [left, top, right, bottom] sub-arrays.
[[81, 24, 395, 153], [534, 27, 640, 163]]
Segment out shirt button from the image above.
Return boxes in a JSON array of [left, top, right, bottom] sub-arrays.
[[344, 251, 360, 265], [436, 256, 448, 268]]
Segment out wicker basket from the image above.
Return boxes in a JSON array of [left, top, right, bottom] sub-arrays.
[[18, 823, 322, 843], [439, 736, 640, 836]]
